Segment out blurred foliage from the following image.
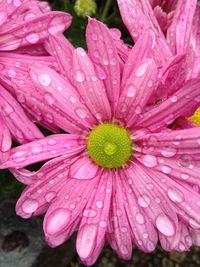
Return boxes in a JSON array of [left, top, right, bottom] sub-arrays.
[[0, 170, 24, 196]]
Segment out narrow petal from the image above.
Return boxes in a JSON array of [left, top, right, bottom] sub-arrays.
[[86, 18, 121, 112], [117, 0, 172, 65], [121, 168, 159, 252], [0, 12, 71, 51], [29, 65, 97, 130], [167, 0, 197, 54], [43, 175, 100, 237], [69, 155, 100, 180], [107, 171, 132, 259], [72, 48, 111, 122], [125, 162, 179, 239], [0, 134, 85, 169], [76, 171, 112, 265], [117, 58, 158, 126], [0, 113, 11, 163], [0, 85, 43, 143], [135, 78, 200, 131]]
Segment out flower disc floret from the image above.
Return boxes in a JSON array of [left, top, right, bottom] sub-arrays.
[[87, 123, 132, 168]]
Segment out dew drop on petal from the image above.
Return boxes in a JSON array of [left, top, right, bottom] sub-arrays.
[[77, 224, 97, 259], [44, 93, 55, 105], [96, 200, 103, 209], [135, 62, 149, 77], [25, 33, 40, 44], [45, 191, 57, 203], [141, 155, 158, 168], [161, 165, 172, 174], [30, 143, 43, 154], [38, 73, 52, 87], [22, 198, 39, 214], [127, 84, 137, 98], [135, 212, 145, 224], [12, 151, 28, 163], [161, 148, 177, 158], [138, 194, 151, 208], [75, 70, 85, 82], [83, 209, 97, 218], [75, 108, 87, 119], [46, 208, 71, 235], [99, 220, 107, 228], [167, 188, 184, 203], [156, 213, 175, 236], [171, 96, 178, 103]]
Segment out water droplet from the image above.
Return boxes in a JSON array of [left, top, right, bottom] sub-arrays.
[[135, 62, 149, 77], [167, 188, 184, 203], [171, 96, 178, 103], [38, 73, 51, 87], [3, 104, 14, 115], [120, 245, 129, 255], [135, 212, 145, 224], [46, 208, 71, 235], [22, 198, 38, 214], [70, 96, 77, 104], [8, 69, 16, 78], [135, 105, 142, 114], [161, 148, 177, 158], [180, 173, 190, 180], [25, 32, 40, 44], [75, 70, 85, 82], [75, 108, 87, 119], [91, 33, 98, 41], [138, 195, 151, 208], [45, 192, 56, 203], [141, 155, 157, 167], [77, 224, 97, 258], [156, 213, 175, 236], [83, 209, 97, 218], [96, 201, 103, 209], [30, 143, 42, 154], [48, 139, 57, 145], [99, 220, 107, 228], [44, 93, 55, 105], [127, 84, 136, 98], [161, 165, 172, 174], [13, 151, 28, 163]]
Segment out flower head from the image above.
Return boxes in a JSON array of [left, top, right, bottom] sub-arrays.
[[1, 18, 200, 265]]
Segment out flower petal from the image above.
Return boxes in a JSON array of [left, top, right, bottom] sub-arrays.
[[117, 58, 158, 126], [0, 85, 43, 143], [43, 175, 100, 237], [0, 134, 85, 169], [121, 168, 158, 252], [135, 78, 200, 131], [86, 18, 121, 112], [106, 171, 132, 259], [76, 171, 112, 265], [0, 113, 11, 163], [0, 11, 71, 51], [167, 0, 196, 54], [69, 155, 100, 180], [29, 64, 97, 130], [72, 48, 111, 122]]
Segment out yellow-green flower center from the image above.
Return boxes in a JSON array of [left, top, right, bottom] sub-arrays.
[[188, 107, 200, 125], [87, 123, 132, 169]]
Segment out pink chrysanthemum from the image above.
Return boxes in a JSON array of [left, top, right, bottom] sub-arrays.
[[1, 18, 200, 265], [0, 0, 71, 162]]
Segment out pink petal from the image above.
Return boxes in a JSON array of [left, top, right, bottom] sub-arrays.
[[29, 64, 97, 130], [135, 78, 200, 131], [0, 85, 43, 144], [0, 11, 71, 51], [117, 0, 172, 65], [120, 168, 158, 252], [72, 48, 111, 122], [16, 155, 76, 218], [117, 58, 158, 127], [45, 34, 74, 78], [0, 113, 11, 163], [167, 0, 196, 54], [69, 155, 100, 180], [43, 175, 100, 237], [125, 162, 179, 239], [86, 18, 121, 113], [0, 134, 85, 168], [187, 6, 200, 79], [107, 171, 132, 259], [76, 171, 112, 265]]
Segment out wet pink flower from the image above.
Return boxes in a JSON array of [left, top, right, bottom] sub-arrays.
[[0, 0, 72, 161], [1, 18, 200, 265], [117, 0, 200, 107]]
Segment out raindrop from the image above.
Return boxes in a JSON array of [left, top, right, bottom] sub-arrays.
[[156, 213, 175, 236], [25, 33, 40, 44], [127, 84, 136, 98], [135, 62, 149, 77], [75, 70, 85, 83], [75, 108, 87, 119], [141, 155, 158, 168], [167, 188, 184, 203], [96, 200, 103, 209], [45, 192, 56, 203], [161, 165, 172, 174], [38, 73, 52, 87], [135, 212, 145, 224], [161, 147, 177, 158], [138, 194, 151, 208], [22, 198, 38, 214], [83, 209, 97, 218]]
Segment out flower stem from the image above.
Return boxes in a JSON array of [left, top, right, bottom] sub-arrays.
[[101, 0, 112, 22]]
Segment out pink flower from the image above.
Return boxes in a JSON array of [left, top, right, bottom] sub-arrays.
[[117, 0, 200, 104], [1, 19, 200, 265], [0, 0, 72, 161]]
